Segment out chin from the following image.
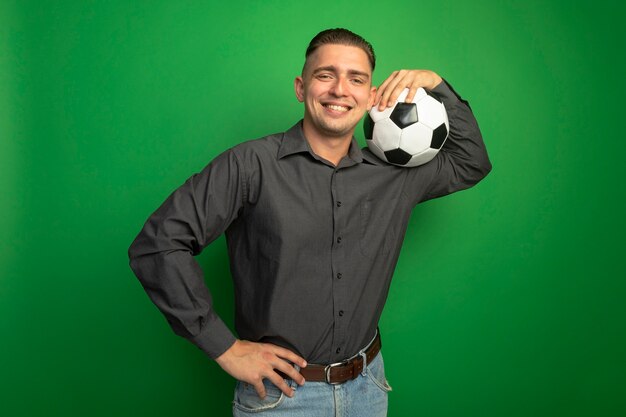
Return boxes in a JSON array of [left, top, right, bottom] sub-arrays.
[[321, 124, 355, 138], [321, 118, 359, 135]]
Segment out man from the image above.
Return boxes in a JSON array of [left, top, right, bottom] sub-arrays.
[[129, 28, 491, 416]]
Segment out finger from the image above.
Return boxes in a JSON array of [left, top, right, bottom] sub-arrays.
[[273, 359, 306, 386], [375, 70, 403, 106], [379, 70, 408, 110], [378, 71, 402, 109], [267, 372, 296, 398], [270, 345, 308, 368], [405, 86, 418, 103], [253, 381, 266, 399], [387, 70, 418, 104], [379, 82, 401, 110]]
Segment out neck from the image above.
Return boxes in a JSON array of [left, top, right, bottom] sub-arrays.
[[302, 120, 353, 166]]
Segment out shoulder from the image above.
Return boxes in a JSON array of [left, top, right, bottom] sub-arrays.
[[227, 130, 287, 203], [229, 131, 284, 165], [194, 131, 284, 180]]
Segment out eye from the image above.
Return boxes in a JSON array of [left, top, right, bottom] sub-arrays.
[[316, 73, 333, 80], [351, 78, 365, 85]]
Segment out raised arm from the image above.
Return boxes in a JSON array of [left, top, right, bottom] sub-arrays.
[[375, 69, 491, 204]]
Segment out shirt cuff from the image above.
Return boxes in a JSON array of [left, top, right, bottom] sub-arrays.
[[189, 315, 237, 360]]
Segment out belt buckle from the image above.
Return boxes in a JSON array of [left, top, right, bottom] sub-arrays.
[[324, 360, 347, 385]]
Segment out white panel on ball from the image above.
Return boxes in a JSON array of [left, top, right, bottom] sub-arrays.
[[372, 119, 402, 151], [369, 106, 394, 123], [366, 139, 387, 162], [364, 87, 449, 168], [398, 123, 433, 155], [415, 96, 447, 130]]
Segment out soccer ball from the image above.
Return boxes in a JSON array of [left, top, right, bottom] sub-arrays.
[[364, 88, 449, 167]]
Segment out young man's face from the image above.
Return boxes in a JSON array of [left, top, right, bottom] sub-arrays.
[[295, 44, 376, 140]]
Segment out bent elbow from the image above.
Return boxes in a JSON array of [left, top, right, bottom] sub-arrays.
[[461, 155, 492, 188], [479, 157, 493, 180]]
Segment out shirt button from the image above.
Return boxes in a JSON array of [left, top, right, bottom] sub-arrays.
[[339, 310, 344, 316], [336, 236, 342, 243], [336, 347, 341, 354], [336, 201, 342, 207], [336, 273, 342, 279]]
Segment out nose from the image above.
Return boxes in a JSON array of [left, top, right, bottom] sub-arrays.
[[330, 77, 348, 97]]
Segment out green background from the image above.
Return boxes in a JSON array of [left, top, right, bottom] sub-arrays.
[[2, 1, 625, 416]]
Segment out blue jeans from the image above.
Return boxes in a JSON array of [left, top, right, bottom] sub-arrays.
[[232, 351, 392, 416]]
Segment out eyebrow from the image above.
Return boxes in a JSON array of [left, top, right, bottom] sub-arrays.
[[312, 66, 371, 80]]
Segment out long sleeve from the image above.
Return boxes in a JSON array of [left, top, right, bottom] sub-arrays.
[[128, 149, 246, 359], [407, 79, 492, 205]]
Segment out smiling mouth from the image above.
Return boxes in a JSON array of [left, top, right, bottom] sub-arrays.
[[323, 103, 351, 112]]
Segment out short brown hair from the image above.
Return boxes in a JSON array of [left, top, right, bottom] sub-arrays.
[[304, 28, 376, 72]]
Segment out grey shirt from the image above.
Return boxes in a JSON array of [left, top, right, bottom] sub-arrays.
[[128, 80, 491, 364]]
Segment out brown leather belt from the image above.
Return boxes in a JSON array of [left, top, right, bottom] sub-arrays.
[[278, 332, 381, 385]]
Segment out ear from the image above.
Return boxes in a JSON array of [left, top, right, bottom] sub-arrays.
[[294, 76, 305, 102], [367, 86, 377, 110]]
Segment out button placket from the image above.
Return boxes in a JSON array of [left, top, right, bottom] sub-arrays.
[[330, 168, 347, 360]]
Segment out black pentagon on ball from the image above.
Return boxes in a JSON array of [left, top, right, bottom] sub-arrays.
[[389, 103, 418, 129], [431, 124, 448, 149], [384, 148, 412, 165], [363, 113, 375, 139]]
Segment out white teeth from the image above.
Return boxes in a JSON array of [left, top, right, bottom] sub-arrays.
[[326, 104, 349, 112]]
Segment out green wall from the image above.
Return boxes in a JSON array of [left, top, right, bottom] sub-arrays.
[[1, 1, 624, 416]]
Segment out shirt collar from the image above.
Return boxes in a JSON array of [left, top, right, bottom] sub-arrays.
[[278, 120, 381, 166]]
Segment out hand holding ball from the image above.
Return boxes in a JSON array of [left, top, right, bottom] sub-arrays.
[[364, 88, 449, 167]]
